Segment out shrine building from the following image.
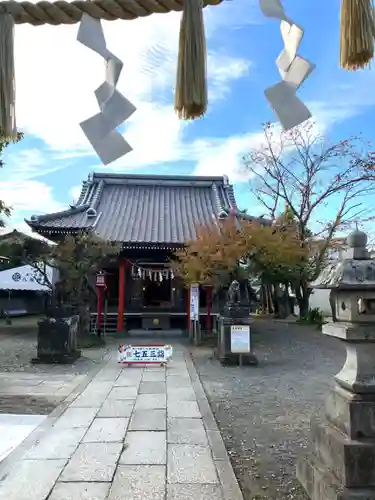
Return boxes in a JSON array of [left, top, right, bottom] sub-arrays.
[[25, 173, 265, 333]]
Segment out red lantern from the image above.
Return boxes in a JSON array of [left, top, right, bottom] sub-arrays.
[[95, 271, 106, 334], [96, 271, 106, 288]]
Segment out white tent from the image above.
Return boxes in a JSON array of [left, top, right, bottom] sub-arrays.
[[0, 265, 53, 291]]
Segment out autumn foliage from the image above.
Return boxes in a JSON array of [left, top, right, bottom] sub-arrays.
[[173, 216, 307, 289]]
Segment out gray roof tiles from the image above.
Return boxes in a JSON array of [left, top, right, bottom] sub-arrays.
[[26, 173, 268, 244], [94, 184, 219, 243]]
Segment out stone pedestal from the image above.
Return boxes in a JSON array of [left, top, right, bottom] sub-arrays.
[[217, 305, 258, 366], [297, 322, 375, 500], [32, 315, 81, 364]]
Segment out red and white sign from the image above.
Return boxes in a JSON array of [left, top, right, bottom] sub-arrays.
[[118, 344, 173, 365]]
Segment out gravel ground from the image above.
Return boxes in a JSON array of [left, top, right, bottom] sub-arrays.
[[0, 330, 113, 374], [0, 329, 115, 414], [191, 320, 345, 500]]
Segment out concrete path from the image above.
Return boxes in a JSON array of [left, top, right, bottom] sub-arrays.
[[0, 344, 242, 500]]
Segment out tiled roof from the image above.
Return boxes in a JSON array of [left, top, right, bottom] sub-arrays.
[[25, 173, 270, 245]]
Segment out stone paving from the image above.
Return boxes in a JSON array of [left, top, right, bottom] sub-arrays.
[[0, 345, 242, 500], [0, 373, 87, 400], [0, 372, 89, 416]]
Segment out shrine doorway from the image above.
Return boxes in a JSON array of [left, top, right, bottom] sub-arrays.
[[143, 278, 171, 308]]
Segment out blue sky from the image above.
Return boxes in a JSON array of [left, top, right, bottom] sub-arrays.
[[1, 0, 375, 238]]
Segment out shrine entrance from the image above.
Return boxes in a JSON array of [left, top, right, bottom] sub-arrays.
[[143, 278, 171, 309]]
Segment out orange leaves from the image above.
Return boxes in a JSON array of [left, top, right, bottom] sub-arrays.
[[173, 217, 308, 287], [173, 218, 246, 288], [242, 222, 306, 270]]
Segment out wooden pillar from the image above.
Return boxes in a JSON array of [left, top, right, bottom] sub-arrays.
[[206, 286, 212, 332], [97, 287, 103, 332], [117, 259, 126, 332]]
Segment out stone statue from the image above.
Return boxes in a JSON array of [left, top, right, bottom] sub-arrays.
[[227, 280, 241, 305], [238, 278, 251, 305]]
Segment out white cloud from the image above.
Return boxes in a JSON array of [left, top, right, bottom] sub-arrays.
[[4, 2, 256, 233], [0, 180, 62, 214], [191, 78, 375, 181], [14, 3, 253, 159], [192, 131, 265, 180], [7, 0, 375, 238], [0, 180, 64, 233], [208, 54, 250, 100], [69, 184, 82, 204]]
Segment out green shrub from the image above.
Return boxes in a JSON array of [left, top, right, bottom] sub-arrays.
[[297, 307, 325, 328]]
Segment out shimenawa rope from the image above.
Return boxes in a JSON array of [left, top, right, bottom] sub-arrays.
[[0, 0, 212, 142], [2, 0, 375, 151], [0, 0, 222, 25]]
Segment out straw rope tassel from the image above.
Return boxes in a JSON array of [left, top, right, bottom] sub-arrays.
[[340, 0, 375, 70], [174, 0, 207, 120], [0, 12, 17, 139]]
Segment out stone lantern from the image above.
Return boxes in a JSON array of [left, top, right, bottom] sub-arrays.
[[297, 229, 375, 500]]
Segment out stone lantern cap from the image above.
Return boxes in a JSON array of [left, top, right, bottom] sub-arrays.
[[310, 229, 375, 290]]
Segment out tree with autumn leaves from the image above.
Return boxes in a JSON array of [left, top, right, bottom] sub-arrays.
[[173, 215, 307, 316], [173, 218, 246, 290]]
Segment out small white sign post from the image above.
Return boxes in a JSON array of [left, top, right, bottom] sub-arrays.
[[190, 284, 199, 321], [190, 284, 200, 344], [230, 325, 250, 366]]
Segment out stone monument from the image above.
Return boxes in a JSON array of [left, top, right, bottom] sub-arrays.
[[32, 306, 81, 364], [217, 280, 258, 366], [297, 229, 375, 500]]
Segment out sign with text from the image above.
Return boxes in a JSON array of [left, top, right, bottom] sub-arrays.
[[118, 344, 173, 365], [230, 325, 251, 354], [190, 284, 200, 321]]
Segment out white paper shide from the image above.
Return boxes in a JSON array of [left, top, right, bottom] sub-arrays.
[[259, 0, 315, 130], [77, 14, 136, 165]]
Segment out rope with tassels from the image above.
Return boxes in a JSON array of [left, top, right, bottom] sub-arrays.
[[2, 0, 375, 154], [0, 0, 212, 145]]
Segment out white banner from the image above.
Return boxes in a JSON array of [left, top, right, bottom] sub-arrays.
[[190, 284, 200, 321], [118, 344, 173, 365]]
